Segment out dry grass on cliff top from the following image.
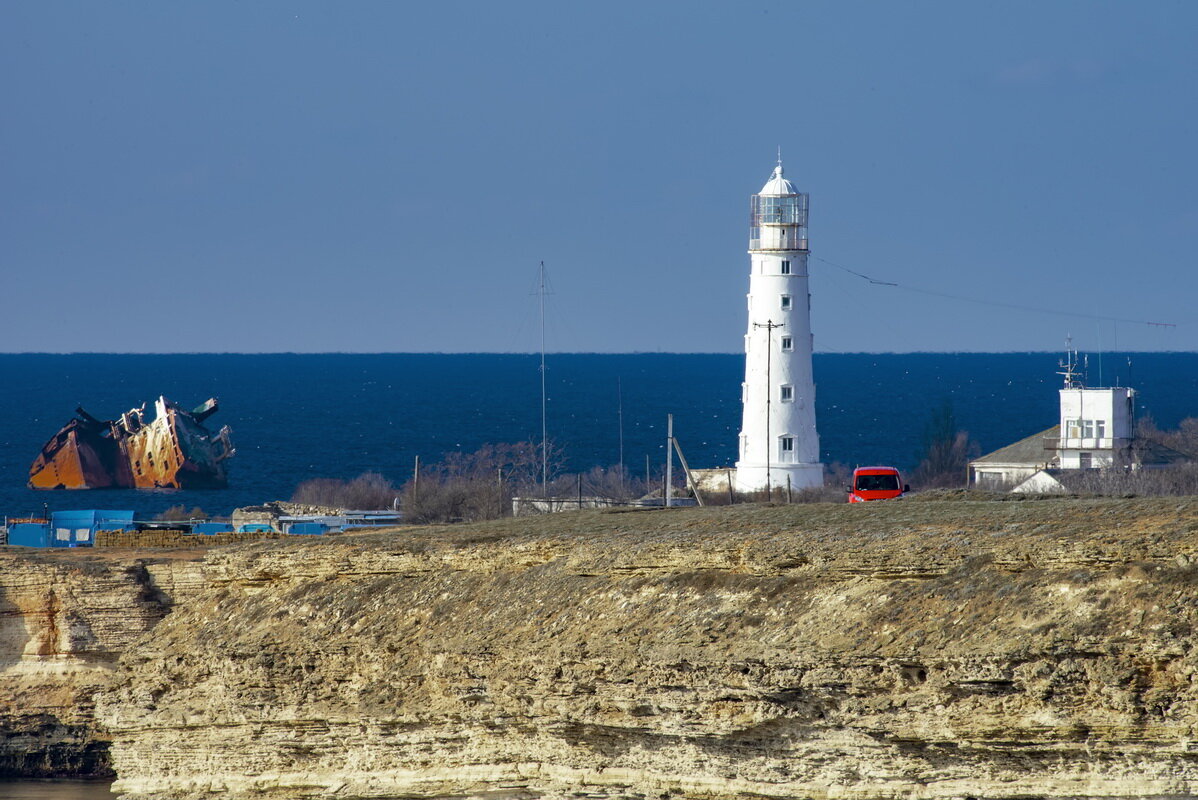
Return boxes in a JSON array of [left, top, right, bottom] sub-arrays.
[[15, 493, 1198, 568], [307, 492, 1198, 568]]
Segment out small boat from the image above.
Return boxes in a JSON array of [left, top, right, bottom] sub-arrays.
[[29, 397, 235, 490]]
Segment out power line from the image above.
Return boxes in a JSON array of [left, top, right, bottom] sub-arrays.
[[812, 255, 1176, 329]]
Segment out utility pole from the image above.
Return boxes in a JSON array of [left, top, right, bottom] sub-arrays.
[[665, 413, 674, 507], [754, 319, 784, 496]]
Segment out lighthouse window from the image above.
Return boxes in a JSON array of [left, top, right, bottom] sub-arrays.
[[781, 260, 791, 275], [780, 385, 793, 402], [781, 336, 793, 351], [780, 295, 792, 310], [779, 436, 795, 462]]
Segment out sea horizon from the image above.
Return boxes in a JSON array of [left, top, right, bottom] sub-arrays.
[[3, 351, 1196, 519], [3, 349, 1197, 355]]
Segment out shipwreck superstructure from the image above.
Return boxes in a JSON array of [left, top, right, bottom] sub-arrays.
[[29, 397, 235, 490]]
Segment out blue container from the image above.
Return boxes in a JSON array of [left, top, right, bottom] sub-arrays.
[[8, 523, 51, 548], [45, 510, 136, 547], [237, 523, 275, 533]]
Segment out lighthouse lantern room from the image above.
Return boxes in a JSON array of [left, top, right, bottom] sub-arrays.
[[735, 158, 824, 492]]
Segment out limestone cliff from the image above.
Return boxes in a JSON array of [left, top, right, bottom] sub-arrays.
[[0, 549, 203, 777], [96, 497, 1198, 799]]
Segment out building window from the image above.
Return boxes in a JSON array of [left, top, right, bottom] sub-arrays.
[[780, 385, 793, 402], [1068, 418, 1105, 440], [780, 295, 792, 310], [1079, 452, 1093, 469], [779, 436, 795, 462], [781, 336, 792, 351], [781, 260, 791, 275]]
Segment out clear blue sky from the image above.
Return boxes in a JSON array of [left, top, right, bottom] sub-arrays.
[[3, 1, 1195, 353]]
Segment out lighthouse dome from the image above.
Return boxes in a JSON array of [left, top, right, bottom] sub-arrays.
[[759, 164, 798, 196]]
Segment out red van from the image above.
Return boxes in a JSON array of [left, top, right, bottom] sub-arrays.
[[847, 466, 909, 503]]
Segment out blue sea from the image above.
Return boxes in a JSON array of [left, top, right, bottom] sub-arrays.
[[1, 352, 1196, 520]]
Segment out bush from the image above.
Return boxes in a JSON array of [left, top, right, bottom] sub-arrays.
[[291, 472, 399, 510], [402, 440, 555, 523], [912, 400, 979, 489], [157, 505, 207, 521], [1057, 464, 1198, 497]]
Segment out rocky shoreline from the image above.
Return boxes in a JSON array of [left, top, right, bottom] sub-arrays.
[[6, 496, 1198, 797]]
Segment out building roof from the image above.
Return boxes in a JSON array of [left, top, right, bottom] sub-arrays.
[[759, 164, 798, 196], [972, 423, 1192, 470], [971, 425, 1059, 467]]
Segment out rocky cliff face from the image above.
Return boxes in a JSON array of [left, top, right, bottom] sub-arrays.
[[96, 497, 1198, 799], [0, 550, 204, 777]]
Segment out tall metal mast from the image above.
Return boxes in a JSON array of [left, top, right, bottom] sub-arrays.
[[539, 261, 548, 494], [617, 376, 625, 490]]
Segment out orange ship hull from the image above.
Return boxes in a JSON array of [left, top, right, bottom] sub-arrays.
[[29, 397, 235, 490]]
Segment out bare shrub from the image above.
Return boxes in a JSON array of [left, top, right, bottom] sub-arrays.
[[402, 479, 507, 524], [157, 505, 207, 521], [912, 401, 980, 489], [402, 440, 555, 523], [543, 464, 645, 502], [1137, 416, 1198, 458], [1061, 464, 1198, 497], [292, 472, 399, 510]]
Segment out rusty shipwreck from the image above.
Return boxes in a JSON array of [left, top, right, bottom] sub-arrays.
[[29, 397, 235, 490]]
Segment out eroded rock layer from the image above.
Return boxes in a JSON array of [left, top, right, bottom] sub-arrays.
[[0, 550, 202, 777], [99, 498, 1198, 799]]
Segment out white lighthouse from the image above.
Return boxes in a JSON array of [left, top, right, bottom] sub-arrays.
[[735, 159, 824, 492]]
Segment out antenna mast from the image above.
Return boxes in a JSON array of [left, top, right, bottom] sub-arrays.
[[617, 377, 625, 491], [1058, 335, 1082, 389], [539, 261, 548, 494]]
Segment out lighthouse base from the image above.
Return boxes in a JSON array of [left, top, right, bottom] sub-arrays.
[[734, 462, 824, 493]]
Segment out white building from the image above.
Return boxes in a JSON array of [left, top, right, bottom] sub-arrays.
[[969, 354, 1185, 491], [735, 160, 824, 492], [1057, 385, 1135, 469]]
